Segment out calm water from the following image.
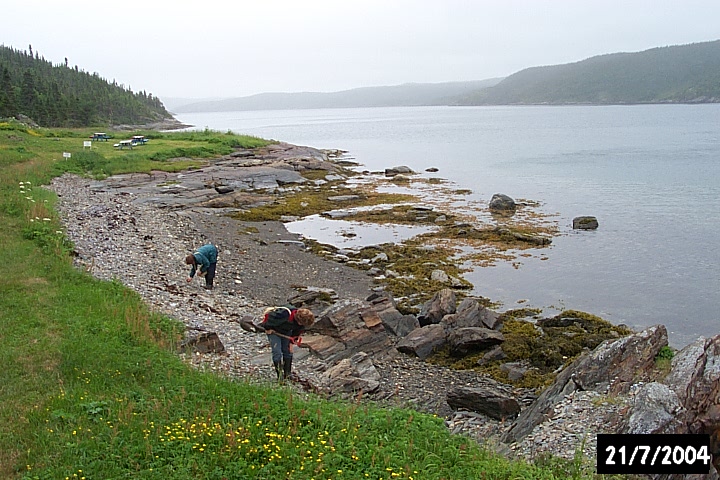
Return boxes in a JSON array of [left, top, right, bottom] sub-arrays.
[[175, 105, 720, 347]]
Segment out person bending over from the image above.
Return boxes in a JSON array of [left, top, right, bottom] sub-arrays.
[[261, 306, 315, 381], [185, 243, 218, 290]]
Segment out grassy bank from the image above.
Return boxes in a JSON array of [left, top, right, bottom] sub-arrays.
[[0, 121, 594, 479]]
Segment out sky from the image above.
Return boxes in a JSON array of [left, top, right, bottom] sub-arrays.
[[3, 1, 720, 102]]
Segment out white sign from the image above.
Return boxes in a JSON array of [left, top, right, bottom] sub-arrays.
[[83, 141, 91, 148], [63, 152, 71, 158]]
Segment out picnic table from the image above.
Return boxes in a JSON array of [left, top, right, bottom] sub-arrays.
[[131, 135, 148, 145], [91, 133, 110, 141], [114, 140, 134, 150]]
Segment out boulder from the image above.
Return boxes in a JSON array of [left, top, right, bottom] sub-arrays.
[[431, 269, 450, 284], [447, 327, 504, 357], [442, 297, 501, 331], [178, 332, 225, 354], [316, 352, 381, 395], [307, 299, 392, 362], [572, 216, 599, 230], [385, 166, 414, 176], [396, 324, 447, 360], [500, 362, 530, 382], [477, 345, 507, 365], [418, 288, 456, 326], [446, 386, 521, 421], [366, 291, 420, 337], [623, 382, 683, 435], [489, 193, 516, 212]]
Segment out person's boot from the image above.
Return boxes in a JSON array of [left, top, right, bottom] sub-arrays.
[[283, 357, 293, 382], [273, 361, 283, 381]]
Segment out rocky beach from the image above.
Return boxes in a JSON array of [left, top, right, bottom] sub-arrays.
[[48, 143, 720, 478]]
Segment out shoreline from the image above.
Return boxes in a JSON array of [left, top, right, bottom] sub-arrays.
[[45, 142, 632, 465]]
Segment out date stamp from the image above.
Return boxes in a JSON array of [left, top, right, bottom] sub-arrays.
[[597, 434, 711, 474]]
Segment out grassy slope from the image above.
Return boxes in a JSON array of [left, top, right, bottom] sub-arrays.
[[0, 121, 588, 479]]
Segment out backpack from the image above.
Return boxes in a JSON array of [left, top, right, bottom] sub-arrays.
[[263, 306, 293, 324]]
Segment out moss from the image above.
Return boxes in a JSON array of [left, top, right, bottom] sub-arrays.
[[498, 319, 541, 361], [345, 205, 455, 225], [231, 185, 415, 222], [439, 312, 636, 390]]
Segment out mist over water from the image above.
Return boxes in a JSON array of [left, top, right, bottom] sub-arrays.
[[176, 105, 720, 348]]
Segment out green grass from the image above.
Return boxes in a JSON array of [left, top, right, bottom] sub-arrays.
[[0, 121, 598, 479]]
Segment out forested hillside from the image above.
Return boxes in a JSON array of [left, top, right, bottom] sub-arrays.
[[461, 40, 720, 105], [171, 79, 502, 113], [0, 45, 173, 127]]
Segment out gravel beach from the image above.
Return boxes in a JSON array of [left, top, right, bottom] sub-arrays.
[[48, 166, 627, 467]]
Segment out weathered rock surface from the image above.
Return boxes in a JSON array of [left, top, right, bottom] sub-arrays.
[[618, 335, 720, 479], [489, 193, 516, 212], [396, 324, 447, 360], [417, 288, 456, 326], [447, 327, 504, 356], [572, 215, 599, 230], [447, 386, 521, 421]]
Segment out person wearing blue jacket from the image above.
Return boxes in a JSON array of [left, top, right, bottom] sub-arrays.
[[185, 244, 218, 290]]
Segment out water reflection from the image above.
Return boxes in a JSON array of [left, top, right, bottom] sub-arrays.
[[286, 214, 437, 250]]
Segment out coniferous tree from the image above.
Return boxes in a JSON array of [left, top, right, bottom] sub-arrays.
[[0, 44, 172, 126]]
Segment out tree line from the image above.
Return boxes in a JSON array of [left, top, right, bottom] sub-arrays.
[[0, 44, 173, 127]]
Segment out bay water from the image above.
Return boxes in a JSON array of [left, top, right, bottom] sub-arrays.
[[175, 105, 720, 347]]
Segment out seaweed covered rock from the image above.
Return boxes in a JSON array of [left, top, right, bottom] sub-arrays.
[[489, 193, 516, 212]]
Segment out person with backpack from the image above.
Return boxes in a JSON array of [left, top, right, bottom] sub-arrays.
[[185, 244, 218, 290], [260, 306, 315, 381]]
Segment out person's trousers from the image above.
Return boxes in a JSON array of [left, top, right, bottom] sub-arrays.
[[267, 333, 292, 364], [205, 262, 217, 287]]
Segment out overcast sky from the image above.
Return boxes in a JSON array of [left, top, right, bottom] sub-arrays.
[[3, 1, 719, 101]]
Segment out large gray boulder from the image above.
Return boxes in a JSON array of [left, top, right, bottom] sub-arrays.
[[366, 291, 419, 337], [316, 352, 381, 395], [489, 193, 516, 212], [418, 288, 456, 326], [396, 324, 447, 360], [442, 297, 501, 331], [572, 216, 599, 230], [447, 327, 504, 357], [447, 386, 521, 421]]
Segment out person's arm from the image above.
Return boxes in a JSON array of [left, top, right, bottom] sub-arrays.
[[196, 253, 210, 275]]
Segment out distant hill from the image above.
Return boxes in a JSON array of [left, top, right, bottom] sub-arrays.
[[0, 45, 173, 127], [460, 40, 720, 105], [169, 79, 503, 113]]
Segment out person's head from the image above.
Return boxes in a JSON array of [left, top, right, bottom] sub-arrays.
[[295, 308, 315, 327], [185, 254, 196, 265]]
